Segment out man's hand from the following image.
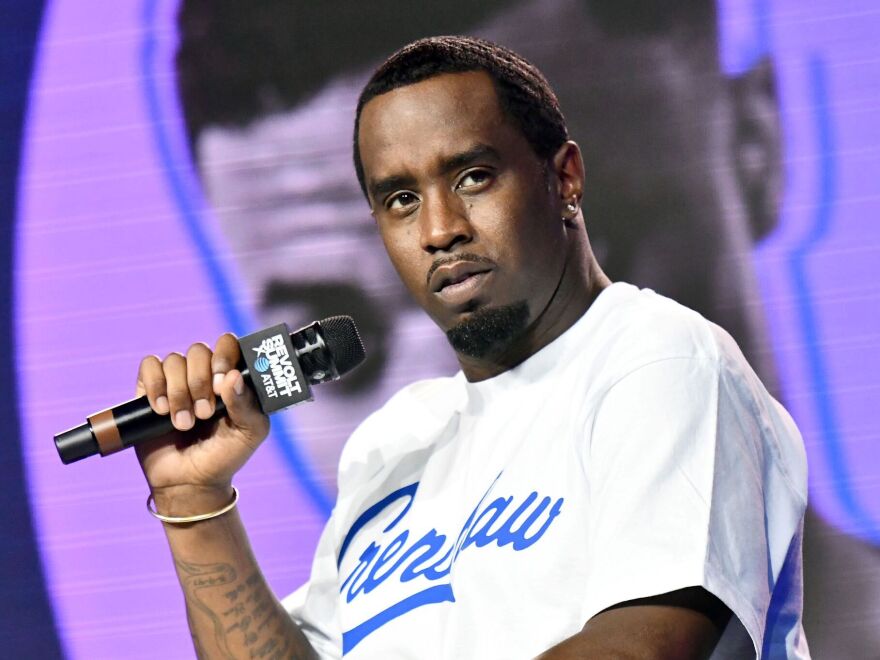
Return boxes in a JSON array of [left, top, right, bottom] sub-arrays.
[[133, 334, 317, 659], [536, 587, 732, 660], [134, 333, 270, 516]]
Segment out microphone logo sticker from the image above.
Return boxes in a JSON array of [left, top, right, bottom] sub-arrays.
[[252, 334, 303, 399]]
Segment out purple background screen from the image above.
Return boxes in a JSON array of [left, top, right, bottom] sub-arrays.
[[9, 0, 880, 657]]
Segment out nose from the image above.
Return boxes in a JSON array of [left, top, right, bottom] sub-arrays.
[[418, 190, 473, 254]]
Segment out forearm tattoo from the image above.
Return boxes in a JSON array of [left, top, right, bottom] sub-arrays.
[[176, 559, 294, 659]]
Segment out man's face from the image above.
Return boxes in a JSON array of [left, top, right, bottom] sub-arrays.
[[357, 70, 568, 345]]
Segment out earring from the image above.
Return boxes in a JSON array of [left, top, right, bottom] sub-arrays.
[[563, 200, 578, 219]]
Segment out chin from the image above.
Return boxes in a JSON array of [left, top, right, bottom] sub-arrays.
[[444, 301, 530, 359]]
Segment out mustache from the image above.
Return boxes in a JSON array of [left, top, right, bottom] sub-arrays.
[[425, 253, 495, 288]]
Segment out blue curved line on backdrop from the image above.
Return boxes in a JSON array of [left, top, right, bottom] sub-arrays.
[[753, 0, 771, 63], [789, 56, 878, 543], [139, 0, 333, 517], [736, 0, 877, 542]]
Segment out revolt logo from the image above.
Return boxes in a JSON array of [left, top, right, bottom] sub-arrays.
[[239, 323, 312, 413], [252, 334, 302, 399]]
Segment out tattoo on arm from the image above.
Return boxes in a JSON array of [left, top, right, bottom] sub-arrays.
[[186, 604, 208, 659], [176, 559, 294, 659]]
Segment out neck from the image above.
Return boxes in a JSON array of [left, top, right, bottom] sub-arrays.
[[457, 248, 611, 382]]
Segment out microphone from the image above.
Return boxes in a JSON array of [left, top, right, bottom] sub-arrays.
[[54, 316, 365, 464]]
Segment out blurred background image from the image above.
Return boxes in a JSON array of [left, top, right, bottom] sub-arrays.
[[4, 0, 879, 657]]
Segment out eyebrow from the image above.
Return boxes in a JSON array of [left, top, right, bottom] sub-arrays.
[[367, 143, 501, 202], [439, 143, 500, 175], [369, 174, 417, 202]]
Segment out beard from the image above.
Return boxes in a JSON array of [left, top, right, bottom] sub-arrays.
[[445, 301, 530, 359]]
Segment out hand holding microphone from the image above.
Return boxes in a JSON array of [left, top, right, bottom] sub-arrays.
[[53, 316, 364, 509]]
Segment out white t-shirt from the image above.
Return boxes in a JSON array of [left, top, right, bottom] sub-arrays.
[[283, 282, 810, 659]]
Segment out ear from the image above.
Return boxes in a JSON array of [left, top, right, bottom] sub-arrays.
[[550, 140, 586, 221], [729, 56, 782, 242]]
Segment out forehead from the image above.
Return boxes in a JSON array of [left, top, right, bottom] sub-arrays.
[[357, 71, 517, 183]]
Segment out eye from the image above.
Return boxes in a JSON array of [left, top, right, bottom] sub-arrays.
[[386, 191, 419, 210], [456, 169, 492, 191]]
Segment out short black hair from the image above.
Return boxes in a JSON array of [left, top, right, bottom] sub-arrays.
[[352, 36, 569, 199]]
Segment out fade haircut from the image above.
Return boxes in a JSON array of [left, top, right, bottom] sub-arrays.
[[352, 35, 569, 198]]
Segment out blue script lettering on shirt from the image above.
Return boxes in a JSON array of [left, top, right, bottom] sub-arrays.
[[337, 474, 564, 653]]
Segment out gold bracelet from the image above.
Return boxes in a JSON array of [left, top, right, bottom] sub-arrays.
[[147, 487, 239, 524]]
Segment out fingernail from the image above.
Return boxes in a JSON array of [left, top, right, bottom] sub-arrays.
[[175, 410, 193, 429], [194, 399, 212, 419], [156, 396, 169, 414], [212, 373, 224, 393], [233, 374, 245, 396]]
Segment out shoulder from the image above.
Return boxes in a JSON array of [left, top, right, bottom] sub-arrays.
[[592, 283, 808, 502], [591, 284, 784, 420], [587, 283, 722, 386]]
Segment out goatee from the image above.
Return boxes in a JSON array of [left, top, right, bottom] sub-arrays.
[[445, 301, 530, 359]]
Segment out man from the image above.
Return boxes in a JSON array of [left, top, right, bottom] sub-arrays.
[[177, 2, 879, 655], [139, 37, 808, 658]]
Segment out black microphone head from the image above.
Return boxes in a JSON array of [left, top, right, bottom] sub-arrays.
[[319, 315, 366, 377]]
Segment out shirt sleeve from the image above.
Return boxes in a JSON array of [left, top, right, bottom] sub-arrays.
[[582, 355, 805, 659], [282, 517, 343, 659]]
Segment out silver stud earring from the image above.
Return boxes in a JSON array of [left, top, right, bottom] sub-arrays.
[[564, 201, 578, 218]]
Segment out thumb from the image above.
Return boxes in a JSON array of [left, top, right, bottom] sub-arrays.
[[218, 369, 270, 446]]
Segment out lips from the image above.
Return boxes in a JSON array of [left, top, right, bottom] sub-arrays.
[[429, 260, 491, 292], [428, 259, 494, 306]]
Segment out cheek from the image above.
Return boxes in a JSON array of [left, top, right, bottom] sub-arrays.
[[380, 228, 427, 297], [501, 214, 567, 300], [488, 188, 561, 261]]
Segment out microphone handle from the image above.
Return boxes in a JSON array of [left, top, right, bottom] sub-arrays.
[[105, 372, 240, 442], [54, 367, 251, 465], [54, 315, 366, 465]]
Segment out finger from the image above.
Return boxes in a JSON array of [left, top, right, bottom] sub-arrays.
[[218, 369, 269, 447], [163, 352, 194, 431], [186, 342, 215, 420], [137, 355, 169, 414], [212, 333, 240, 395]]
